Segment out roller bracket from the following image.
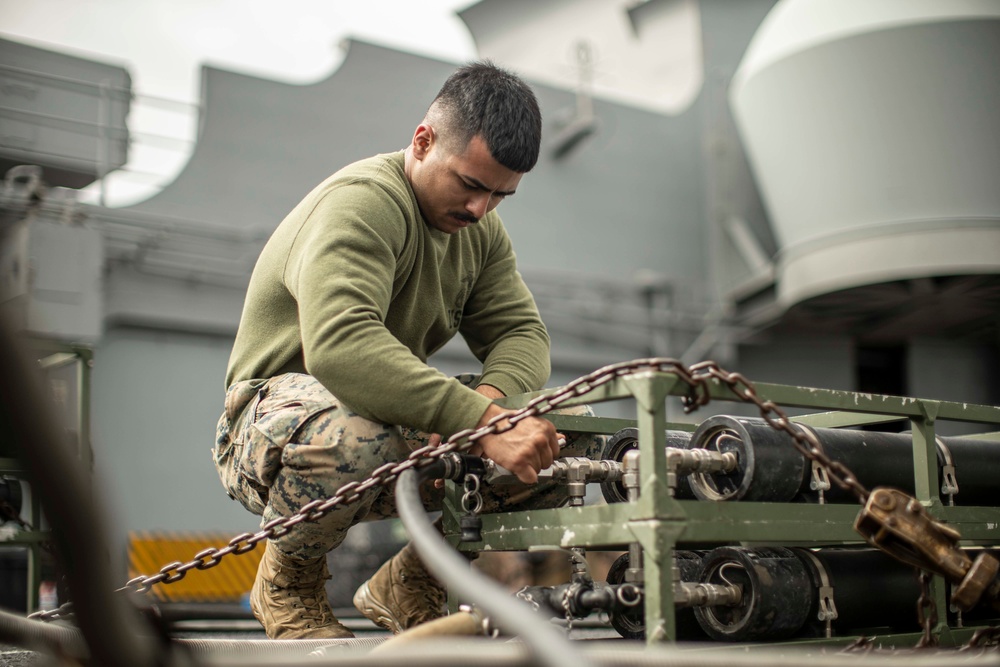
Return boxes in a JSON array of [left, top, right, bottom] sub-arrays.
[[797, 548, 838, 637], [935, 438, 959, 506], [810, 460, 831, 504]]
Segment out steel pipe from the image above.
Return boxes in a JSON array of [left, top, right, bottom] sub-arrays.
[[600, 428, 696, 502]]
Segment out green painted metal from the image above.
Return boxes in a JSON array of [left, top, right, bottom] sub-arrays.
[[954, 431, 1000, 442], [0, 457, 24, 473], [791, 411, 903, 429], [445, 371, 1000, 647], [544, 414, 637, 434]]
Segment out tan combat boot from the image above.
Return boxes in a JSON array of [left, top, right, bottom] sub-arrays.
[[353, 542, 446, 633], [250, 541, 354, 639]]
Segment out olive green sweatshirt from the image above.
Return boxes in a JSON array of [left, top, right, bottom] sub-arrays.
[[225, 151, 550, 437]]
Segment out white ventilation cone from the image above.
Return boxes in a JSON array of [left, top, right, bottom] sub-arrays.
[[730, 0, 1000, 309]]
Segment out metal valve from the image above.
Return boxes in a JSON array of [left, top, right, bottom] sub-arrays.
[[483, 456, 623, 507]]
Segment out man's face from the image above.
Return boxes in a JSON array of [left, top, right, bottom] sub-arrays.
[[409, 128, 523, 234]]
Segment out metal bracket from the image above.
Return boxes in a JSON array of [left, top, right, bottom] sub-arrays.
[[810, 460, 831, 505], [799, 424, 831, 504], [799, 549, 839, 638], [935, 438, 959, 506]]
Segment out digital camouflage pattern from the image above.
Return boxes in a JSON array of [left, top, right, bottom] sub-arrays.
[[214, 373, 604, 560]]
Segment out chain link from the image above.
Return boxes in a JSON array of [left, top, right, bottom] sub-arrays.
[[462, 474, 484, 515], [915, 570, 940, 648], [562, 586, 575, 634]]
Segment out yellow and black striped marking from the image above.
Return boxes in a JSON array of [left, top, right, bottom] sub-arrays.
[[128, 531, 263, 602]]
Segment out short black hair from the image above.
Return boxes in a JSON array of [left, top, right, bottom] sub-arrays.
[[428, 61, 542, 173]]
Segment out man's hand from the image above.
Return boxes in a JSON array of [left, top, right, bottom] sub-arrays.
[[473, 399, 561, 485], [431, 384, 560, 486]]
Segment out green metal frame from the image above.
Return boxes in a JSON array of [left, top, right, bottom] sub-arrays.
[[0, 340, 93, 613], [442, 371, 1000, 646]]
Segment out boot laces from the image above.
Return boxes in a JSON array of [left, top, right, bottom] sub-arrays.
[[397, 568, 445, 623], [290, 589, 332, 623]]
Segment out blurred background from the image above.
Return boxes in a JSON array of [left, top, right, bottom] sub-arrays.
[[1, 0, 998, 619]]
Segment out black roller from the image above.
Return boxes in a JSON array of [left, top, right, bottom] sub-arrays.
[[689, 416, 1000, 505], [941, 438, 1000, 506], [605, 550, 706, 640], [599, 427, 695, 504], [694, 547, 813, 641], [688, 417, 808, 502], [694, 547, 997, 641], [798, 548, 921, 635], [813, 546, 998, 629]]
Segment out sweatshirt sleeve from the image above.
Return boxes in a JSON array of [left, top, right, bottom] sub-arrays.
[[284, 182, 493, 436], [459, 219, 551, 396]]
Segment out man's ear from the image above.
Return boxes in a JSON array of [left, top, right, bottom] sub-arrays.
[[411, 124, 435, 160]]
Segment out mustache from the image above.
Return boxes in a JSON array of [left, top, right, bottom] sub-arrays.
[[452, 212, 479, 225]]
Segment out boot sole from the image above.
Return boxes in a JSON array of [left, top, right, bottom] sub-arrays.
[[353, 581, 404, 634]]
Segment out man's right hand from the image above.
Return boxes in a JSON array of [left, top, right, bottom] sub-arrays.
[[472, 403, 561, 485]]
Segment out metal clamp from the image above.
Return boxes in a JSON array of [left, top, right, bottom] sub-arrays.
[[810, 460, 831, 505], [798, 549, 838, 637], [798, 424, 831, 504], [935, 438, 959, 506]]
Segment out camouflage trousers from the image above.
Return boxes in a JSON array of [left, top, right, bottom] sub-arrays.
[[213, 373, 604, 560]]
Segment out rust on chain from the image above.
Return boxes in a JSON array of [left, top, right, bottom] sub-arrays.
[[24, 357, 997, 643], [915, 570, 940, 648]]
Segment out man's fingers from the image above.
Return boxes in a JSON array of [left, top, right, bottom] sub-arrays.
[[515, 466, 539, 485], [476, 415, 565, 484], [539, 437, 555, 470], [552, 432, 565, 457]]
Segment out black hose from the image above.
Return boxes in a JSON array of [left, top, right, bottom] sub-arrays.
[[395, 466, 597, 667]]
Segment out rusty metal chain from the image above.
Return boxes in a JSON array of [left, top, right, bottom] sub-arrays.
[[915, 570, 940, 648], [26, 357, 988, 646]]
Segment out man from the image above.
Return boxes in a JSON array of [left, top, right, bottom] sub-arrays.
[[213, 61, 602, 639]]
